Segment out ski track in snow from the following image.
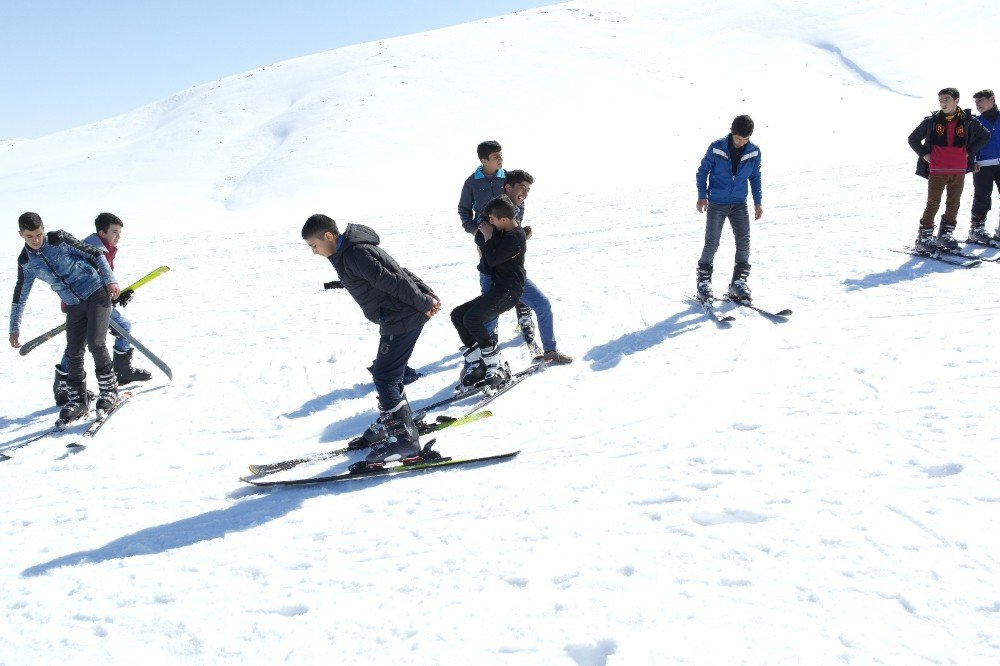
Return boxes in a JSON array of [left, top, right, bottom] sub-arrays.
[[2, 0, 1000, 663]]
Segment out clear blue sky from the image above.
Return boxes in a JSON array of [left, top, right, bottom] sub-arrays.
[[1, 0, 556, 139]]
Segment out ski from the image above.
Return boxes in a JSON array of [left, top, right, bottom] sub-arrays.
[[246, 410, 493, 477], [79, 391, 133, 440], [890, 247, 981, 268], [411, 386, 486, 421], [460, 362, 548, 417], [243, 445, 520, 487], [964, 236, 1000, 249], [937, 246, 1000, 263], [722, 296, 792, 318], [18, 266, 170, 356], [0, 412, 88, 461], [688, 295, 735, 324], [108, 320, 173, 381]]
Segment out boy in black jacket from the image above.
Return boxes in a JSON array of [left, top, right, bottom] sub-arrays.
[[302, 214, 441, 465], [451, 195, 526, 388]]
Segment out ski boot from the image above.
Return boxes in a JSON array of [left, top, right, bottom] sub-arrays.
[[362, 399, 421, 465], [696, 263, 713, 303], [515, 303, 542, 358], [968, 218, 993, 244], [53, 364, 69, 407], [95, 364, 119, 413], [727, 263, 752, 304], [936, 219, 959, 251], [459, 344, 486, 388], [482, 344, 511, 388], [58, 378, 90, 424], [914, 225, 937, 254], [113, 348, 152, 385]]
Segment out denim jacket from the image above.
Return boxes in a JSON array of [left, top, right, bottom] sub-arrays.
[[10, 230, 116, 334]]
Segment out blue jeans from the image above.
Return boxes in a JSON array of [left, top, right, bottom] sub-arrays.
[[479, 273, 556, 351], [699, 202, 750, 267]]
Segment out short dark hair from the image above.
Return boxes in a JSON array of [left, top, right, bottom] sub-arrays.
[[301, 213, 339, 239], [95, 212, 123, 233], [18, 212, 43, 232], [731, 115, 754, 137], [481, 195, 517, 222], [504, 169, 534, 188], [477, 140, 502, 161], [939, 87, 960, 100], [973, 89, 995, 100]]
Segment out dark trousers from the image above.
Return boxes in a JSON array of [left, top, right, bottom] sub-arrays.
[[699, 202, 751, 267], [451, 285, 521, 350], [64, 288, 112, 383], [372, 323, 423, 411], [971, 164, 1000, 222], [920, 173, 965, 228]]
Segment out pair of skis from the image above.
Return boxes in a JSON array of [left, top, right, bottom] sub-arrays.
[[241, 362, 547, 487], [892, 242, 1000, 268], [690, 295, 792, 324]]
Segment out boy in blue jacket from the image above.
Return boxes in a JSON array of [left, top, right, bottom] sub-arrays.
[[457, 140, 506, 234], [970, 89, 1000, 243], [694, 115, 763, 304], [10, 212, 121, 422]]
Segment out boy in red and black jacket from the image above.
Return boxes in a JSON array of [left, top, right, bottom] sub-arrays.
[[908, 87, 991, 252]]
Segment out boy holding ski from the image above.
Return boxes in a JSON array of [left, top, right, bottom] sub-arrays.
[[10, 212, 121, 422], [53, 212, 151, 405], [452, 195, 527, 388], [301, 214, 441, 466]]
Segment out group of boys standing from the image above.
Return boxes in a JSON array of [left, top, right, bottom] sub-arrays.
[[300, 141, 572, 467], [9, 212, 151, 423]]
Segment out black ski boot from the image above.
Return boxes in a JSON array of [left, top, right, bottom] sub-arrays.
[[728, 263, 752, 304], [59, 377, 90, 423], [969, 216, 992, 244], [937, 218, 959, 251], [95, 364, 119, 413], [364, 400, 420, 464], [914, 225, 937, 253], [53, 365, 69, 407], [113, 348, 152, 385], [696, 263, 713, 303]]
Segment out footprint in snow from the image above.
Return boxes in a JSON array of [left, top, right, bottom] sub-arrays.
[[923, 463, 963, 478], [690, 509, 768, 526]]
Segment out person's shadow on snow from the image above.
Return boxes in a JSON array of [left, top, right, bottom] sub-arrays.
[[844, 255, 980, 291], [584, 303, 705, 372]]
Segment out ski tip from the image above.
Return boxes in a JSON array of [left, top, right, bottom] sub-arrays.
[[776, 309, 793, 316], [0, 453, 11, 462]]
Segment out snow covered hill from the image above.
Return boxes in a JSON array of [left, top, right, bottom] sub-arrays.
[[2, 1, 999, 663]]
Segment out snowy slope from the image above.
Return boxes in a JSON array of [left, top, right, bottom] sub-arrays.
[[2, 0, 999, 663]]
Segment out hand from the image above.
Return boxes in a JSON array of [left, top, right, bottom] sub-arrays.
[[923, 154, 931, 163], [974, 163, 981, 173], [523, 225, 533, 240], [754, 205, 764, 220], [324, 280, 344, 290], [115, 289, 134, 307], [697, 199, 708, 213], [477, 221, 494, 241], [107, 283, 121, 301], [425, 294, 442, 318], [9, 333, 19, 348]]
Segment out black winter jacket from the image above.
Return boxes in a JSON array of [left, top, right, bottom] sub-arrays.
[[907, 108, 991, 178], [475, 226, 527, 296], [327, 224, 434, 335]]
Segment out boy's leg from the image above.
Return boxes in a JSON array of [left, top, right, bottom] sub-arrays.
[[64, 305, 90, 383], [478, 272, 499, 338], [970, 166, 993, 227], [941, 174, 965, 227], [919, 175, 948, 231], [371, 325, 423, 412], [697, 203, 728, 266], [729, 203, 751, 267], [84, 291, 114, 371], [517, 279, 555, 353], [450, 301, 479, 349], [462, 288, 519, 351], [110, 307, 131, 354]]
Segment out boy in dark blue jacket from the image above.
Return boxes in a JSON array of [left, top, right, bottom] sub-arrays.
[[302, 214, 441, 466], [457, 140, 506, 234], [694, 115, 763, 304], [451, 195, 527, 388], [10, 212, 121, 422], [970, 89, 1000, 243]]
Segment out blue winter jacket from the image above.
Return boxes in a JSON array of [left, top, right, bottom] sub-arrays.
[[10, 231, 117, 335], [457, 167, 507, 233], [696, 136, 763, 205], [974, 112, 1000, 165]]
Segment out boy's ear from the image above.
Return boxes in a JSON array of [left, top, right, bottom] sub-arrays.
[[323, 231, 337, 241]]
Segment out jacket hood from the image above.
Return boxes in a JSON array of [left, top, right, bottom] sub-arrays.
[[337, 224, 380, 255]]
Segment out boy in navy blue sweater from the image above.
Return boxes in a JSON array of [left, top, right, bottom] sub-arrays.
[[10, 212, 120, 422], [694, 115, 763, 304]]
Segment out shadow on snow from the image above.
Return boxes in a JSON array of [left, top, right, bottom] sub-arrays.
[[584, 303, 706, 372], [843, 255, 974, 291]]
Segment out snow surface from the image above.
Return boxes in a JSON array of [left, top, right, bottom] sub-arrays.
[[2, 0, 999, 663]]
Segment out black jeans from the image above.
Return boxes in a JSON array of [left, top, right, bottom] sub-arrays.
[[64, 288, 112, 382], [451, 285, 521, 350], [372, 323, 424, 411], [971, 164, 1000, 222]]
